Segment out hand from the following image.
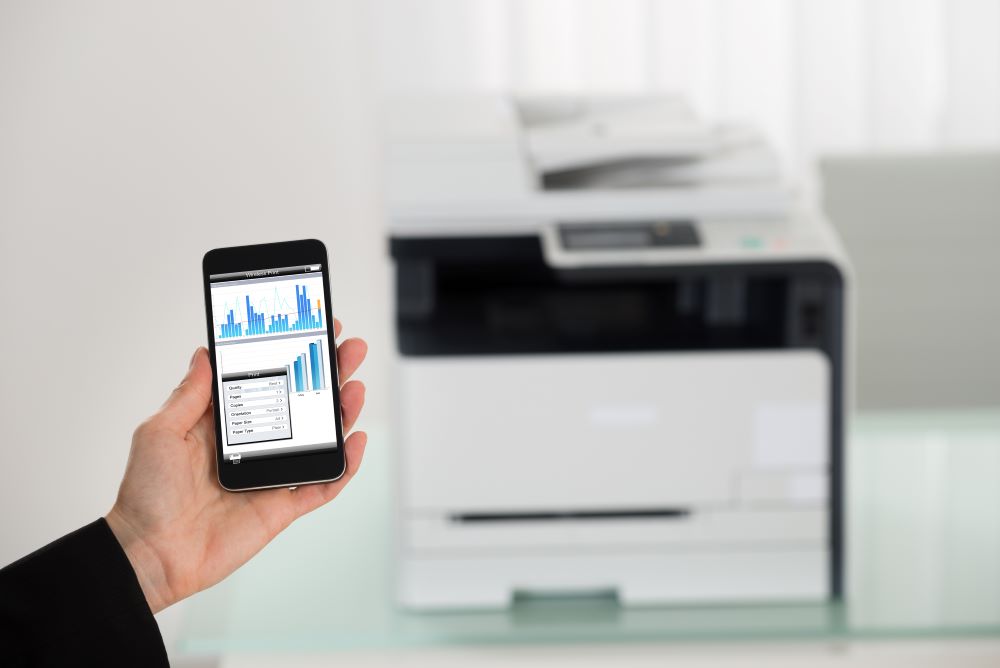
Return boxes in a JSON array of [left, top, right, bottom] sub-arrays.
[[105, 320, 367, 613]]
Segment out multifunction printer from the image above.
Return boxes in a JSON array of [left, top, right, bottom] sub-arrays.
[[385, 95, 850, 610]]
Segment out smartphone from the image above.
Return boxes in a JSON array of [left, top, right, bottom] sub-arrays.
[[202, 239, 346, 491]]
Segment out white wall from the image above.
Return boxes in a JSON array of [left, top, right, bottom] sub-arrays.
[[0, 0, 385, 653]]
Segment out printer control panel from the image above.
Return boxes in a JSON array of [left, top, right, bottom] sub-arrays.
[[545, 215, 837, 269], [559, 221, 700, 250]]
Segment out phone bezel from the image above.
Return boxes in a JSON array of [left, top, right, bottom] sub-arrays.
[[202, 239, 347, 491]]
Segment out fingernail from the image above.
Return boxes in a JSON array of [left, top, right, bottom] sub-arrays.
[[189, 349, 199, 370]]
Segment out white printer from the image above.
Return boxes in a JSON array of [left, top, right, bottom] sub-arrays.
[[385, 95, 850, 610]]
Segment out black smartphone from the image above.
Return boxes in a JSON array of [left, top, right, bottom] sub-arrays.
[[202, 239, 346, 491]]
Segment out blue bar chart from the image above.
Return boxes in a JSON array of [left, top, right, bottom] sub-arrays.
[[216, 283, 325, 340], [287, 339, 327, 393]]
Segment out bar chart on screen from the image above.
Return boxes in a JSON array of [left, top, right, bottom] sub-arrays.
[[217, 336, 333, 398], [287, 339, 327, 393], [214, 279, 326, 340]]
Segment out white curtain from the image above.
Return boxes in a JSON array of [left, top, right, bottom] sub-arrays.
[[375, 0, 1000, 175]]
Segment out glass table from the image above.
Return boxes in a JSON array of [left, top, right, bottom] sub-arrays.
[[178, 410, 1000, 653]]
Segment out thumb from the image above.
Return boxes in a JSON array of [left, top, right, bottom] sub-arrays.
[[158, 347, 213, 432]]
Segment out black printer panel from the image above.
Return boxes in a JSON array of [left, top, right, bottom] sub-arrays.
[[392, 236, 843, 359]]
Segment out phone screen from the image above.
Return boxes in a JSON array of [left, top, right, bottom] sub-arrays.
[[208, 263, 339, 465]]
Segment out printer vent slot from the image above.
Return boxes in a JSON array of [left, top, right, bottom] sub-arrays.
[[787, 279, 829, 347], [451, 508, 692, 523]]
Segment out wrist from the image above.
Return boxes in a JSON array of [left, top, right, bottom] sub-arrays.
[[105, 507, 174, 614]]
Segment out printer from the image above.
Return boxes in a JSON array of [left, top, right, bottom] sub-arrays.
[[386, 95, 849, 610]]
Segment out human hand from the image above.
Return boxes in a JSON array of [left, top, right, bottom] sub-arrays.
[[105, 320, 367, 613]]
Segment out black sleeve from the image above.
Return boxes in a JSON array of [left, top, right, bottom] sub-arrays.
[[0, 518, 169, 667]]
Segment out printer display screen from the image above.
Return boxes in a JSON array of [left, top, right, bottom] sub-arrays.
[[560, 221, 700, 250]]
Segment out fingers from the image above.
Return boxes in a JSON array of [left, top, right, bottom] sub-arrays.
[[337, 338, 367, 384], [158, 348, 213, 433], [332, 317, 365, 382], [342, 430, 367, 478], [291, 431, 368, 516], [340, 380, 365, 432]]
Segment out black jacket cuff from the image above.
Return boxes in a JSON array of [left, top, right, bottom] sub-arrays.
[[0, 518, 169, 667]]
